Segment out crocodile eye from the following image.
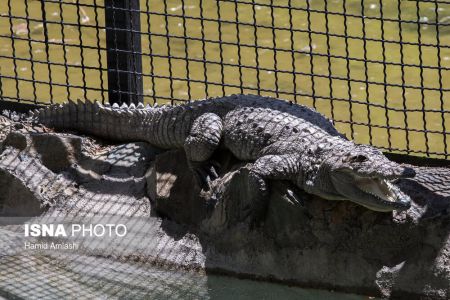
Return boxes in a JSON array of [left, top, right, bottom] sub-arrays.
[[350, 154, 368, 163]]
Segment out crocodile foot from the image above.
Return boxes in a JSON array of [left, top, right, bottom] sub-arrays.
[[189, 160, 220, 190]]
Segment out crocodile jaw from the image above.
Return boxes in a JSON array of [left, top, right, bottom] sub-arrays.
[[332, 174, 411, 212]]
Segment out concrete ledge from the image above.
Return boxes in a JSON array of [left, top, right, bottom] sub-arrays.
[[0, 116, 448, 299]]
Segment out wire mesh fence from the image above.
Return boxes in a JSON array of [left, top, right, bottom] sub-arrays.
[[0, 0, 449, 158]]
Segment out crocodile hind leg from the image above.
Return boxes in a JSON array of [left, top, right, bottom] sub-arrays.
[[184, 113, 223, 188]]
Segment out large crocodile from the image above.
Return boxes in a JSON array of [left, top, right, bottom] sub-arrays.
[[29, 94, 424, 212]]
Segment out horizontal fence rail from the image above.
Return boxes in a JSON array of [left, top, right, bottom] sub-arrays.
[[0, 0, 448, 158]]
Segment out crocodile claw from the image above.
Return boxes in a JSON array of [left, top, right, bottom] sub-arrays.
[[282, 187, 304, 207], [190, 161, 219, 190]]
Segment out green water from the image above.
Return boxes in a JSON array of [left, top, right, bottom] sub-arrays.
[[0, 0, 449, 156], [204, 273, 374, 300]]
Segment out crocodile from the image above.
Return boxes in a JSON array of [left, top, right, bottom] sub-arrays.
[[28, 94, 420, 212]]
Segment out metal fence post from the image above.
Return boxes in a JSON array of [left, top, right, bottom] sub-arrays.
[[105, 0, 143, 105]]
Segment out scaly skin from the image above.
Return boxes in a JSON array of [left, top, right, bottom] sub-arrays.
[[400, 165, 450, 198], [30, 94, 419, 212]]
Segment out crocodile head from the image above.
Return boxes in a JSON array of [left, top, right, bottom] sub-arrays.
[[315, 145, 415, 211]]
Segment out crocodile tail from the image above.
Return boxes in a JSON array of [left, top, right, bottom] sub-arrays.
[[29, 100, 153, 142], [409, 166, 450, 197]]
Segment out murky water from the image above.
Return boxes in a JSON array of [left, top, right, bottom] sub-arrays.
[[0, 0, 449, 156]]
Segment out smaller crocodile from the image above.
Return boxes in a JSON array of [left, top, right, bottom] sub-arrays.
[[28, 94, 421, 212]]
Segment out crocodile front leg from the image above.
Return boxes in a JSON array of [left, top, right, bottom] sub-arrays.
[[247, 154, 304, 221], [184, 113, 223, 188]]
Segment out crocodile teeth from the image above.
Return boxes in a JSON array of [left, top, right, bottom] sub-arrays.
[[356, 178, 398, 202]]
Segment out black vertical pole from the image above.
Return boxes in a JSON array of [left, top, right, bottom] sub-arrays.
[[105, 0, 143, 105]]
